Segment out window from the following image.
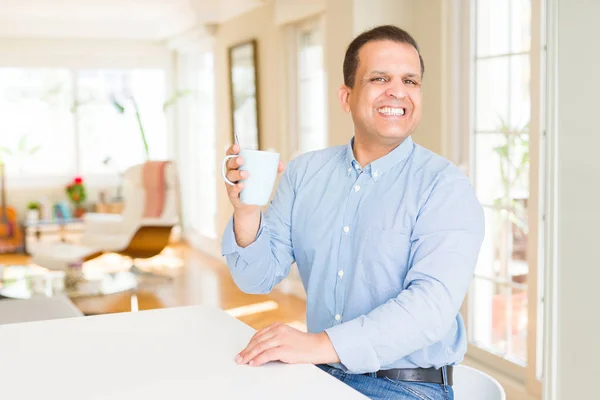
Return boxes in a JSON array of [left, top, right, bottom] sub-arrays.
[[290, 17, 327, 158], [175, 50, 217, 239], [466, 0, 545, 395], [0, 67, 167, 182], [0, 68, 76, 177], [470, 0, 533, 364], [77, 69, 167, 175]]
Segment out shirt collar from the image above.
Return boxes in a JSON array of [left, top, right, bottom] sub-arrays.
[[345, 136, 415, 181]]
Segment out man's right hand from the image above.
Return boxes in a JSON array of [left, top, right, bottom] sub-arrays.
[[224, 143, 285, 248]]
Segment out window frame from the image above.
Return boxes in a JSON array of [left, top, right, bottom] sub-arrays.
[[457, 0, 545, 397], [287, 14, 327, 159]]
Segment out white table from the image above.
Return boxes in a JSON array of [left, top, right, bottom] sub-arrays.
[[0, 305, 367, 399]]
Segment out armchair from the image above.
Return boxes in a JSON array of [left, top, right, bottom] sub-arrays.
[[30, 161, 180, 273]]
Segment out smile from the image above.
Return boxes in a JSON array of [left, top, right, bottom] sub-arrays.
[[377, 107, 406, 116]]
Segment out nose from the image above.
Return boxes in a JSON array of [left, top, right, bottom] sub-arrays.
[[385, 82, 408, 99], [385, 87, 406, 99]]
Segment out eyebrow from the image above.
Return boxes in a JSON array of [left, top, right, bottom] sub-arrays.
[[366, 71, 421, 79]]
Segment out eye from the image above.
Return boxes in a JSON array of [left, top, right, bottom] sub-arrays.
[[404, 79, 417, 85], [371, 77, 387, 82]]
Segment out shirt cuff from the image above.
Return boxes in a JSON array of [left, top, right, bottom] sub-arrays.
[[325, 316, 381, 373], [221, 213, 270, 265]]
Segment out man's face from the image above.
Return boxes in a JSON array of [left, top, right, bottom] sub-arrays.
[[339, 40, 423, 145]]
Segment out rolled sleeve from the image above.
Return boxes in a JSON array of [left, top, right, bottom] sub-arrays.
[[221, 213, 270, 265], [325, 318, 381, 373]]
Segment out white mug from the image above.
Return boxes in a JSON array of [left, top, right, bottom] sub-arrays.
[[222, 149, 280, 206]]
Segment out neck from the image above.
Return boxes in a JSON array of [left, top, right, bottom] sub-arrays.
[[352, 136, 405, 167]]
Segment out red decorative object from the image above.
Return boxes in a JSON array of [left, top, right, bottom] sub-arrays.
[[66, 176, 87, 207]]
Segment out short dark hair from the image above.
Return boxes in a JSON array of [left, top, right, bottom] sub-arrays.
[[343, 25, 424, 88]]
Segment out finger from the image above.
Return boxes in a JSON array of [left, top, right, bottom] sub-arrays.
[[249, 347, 284, 366], [227, 182, 244, 198], [236, 323, 282, 362], [226, 144, 240, 155], [226, 156, 244, 170], [239, 323, 281, 354], [226, 169, 248, 183], [277, 161, 285, 173], [240, 329, 281, 363], [238, 331, 280, 364]]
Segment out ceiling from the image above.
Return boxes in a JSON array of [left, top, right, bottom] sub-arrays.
[[0, 0, 267, 41]]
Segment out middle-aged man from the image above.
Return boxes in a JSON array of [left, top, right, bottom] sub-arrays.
[[221, 25, 485, 400]]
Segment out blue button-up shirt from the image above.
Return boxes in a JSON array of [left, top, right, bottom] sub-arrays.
[[221, 136, 485, 374]]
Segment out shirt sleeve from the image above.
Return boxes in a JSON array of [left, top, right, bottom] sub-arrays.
[[325, 174, 485, 373], [221, 162, 297, 295]]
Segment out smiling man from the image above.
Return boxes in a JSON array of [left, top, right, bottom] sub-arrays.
[[221, 25, 484, 400]]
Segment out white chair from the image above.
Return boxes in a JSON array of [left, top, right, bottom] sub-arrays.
[[30, 161, 180, 272], [453, 365, 506, 400]]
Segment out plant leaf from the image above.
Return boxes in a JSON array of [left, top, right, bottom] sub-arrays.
[[18, 135, 28, 151], [29, 145, 42, 155], [111, 95, 125, 113]]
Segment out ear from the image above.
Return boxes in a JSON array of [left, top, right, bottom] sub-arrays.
[[338, 85, 351, 113]]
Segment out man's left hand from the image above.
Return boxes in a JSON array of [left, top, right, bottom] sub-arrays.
[[235, 322, 340, 366]]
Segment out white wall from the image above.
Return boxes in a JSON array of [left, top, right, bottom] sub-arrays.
[[555, 0, 600, 397], [0, 38, 170, 68]]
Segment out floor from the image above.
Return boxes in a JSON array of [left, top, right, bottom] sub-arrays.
[[0, 243, 307, 331]]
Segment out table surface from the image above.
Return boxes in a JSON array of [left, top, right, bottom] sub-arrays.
[[0, 264, 138, 300], [23, 218, 84, 227], [0, 305, 367, 399]]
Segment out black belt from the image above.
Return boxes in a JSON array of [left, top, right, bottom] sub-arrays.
[[368, 366, 453, 386]]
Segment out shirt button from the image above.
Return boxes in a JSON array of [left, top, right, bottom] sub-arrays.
[[373, 170, 379, 178], [347, 167, 352, 173], [343, 226, 350, 233], [354, 185, 360, 192], [335, 314, 341, 321], [354, 164, 361, 170], [338, 270, 344, 278]]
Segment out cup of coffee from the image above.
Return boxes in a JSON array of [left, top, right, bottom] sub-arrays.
[[222, 149, 280, 206]]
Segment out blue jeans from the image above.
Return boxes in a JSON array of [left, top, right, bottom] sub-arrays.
[[317, 365, 454, 400]]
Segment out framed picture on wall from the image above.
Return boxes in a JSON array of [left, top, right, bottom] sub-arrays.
[[228, 39, 260, 150]]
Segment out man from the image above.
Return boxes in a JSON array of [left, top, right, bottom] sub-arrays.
[[221, 25, 484, 400]]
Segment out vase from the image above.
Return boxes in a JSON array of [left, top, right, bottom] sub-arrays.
[[74, 207, 86, 218], [26, 209, 39, 223]]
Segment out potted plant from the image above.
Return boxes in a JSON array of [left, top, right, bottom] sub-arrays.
[[26, 201, 40, 222], [66, 176, 87, 218]]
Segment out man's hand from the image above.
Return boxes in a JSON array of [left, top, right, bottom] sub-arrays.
[[224, 143, 285, 212], [234, 322, 340, 366], [224, 143, 285, 248]]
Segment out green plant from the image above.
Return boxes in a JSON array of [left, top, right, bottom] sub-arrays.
[[0, 134, 42, 165], [163, 89, 192, 112], [111, 89, 193, 162], [492, 118, 530, 234], [27, 201, 40, 210], [111, 95, 150, 161], [66, 176, 86, 206]]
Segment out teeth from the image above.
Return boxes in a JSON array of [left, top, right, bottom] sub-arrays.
[[378, 107, 405, 116]]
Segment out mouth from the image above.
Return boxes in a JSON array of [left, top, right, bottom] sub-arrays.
[[376, 106, 406, 117]]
